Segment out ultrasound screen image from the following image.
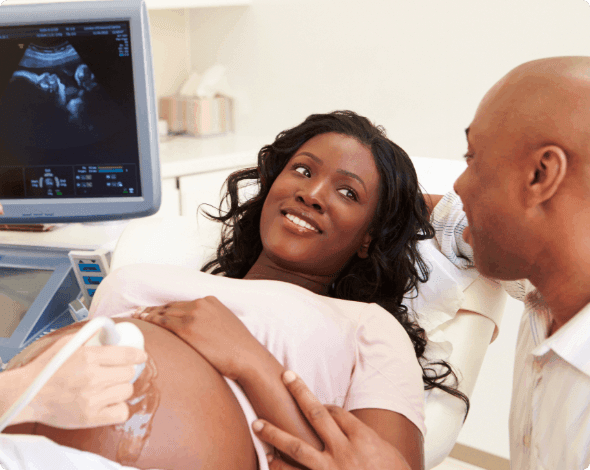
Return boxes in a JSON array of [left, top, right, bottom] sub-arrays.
[[0, 22, 141, 198], [8, 44, 121, 147]]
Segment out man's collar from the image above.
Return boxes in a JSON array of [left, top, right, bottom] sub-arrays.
[[532, 303, 590, 377]]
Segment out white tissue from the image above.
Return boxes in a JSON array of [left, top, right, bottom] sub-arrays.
[[157, 119, 168, 136], [179, 72, 201, 96], [179, 64, 234, 99]]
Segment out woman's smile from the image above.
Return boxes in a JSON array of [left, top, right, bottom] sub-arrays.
[[281, 207, 323, 234], [283, 212, 321, 234]]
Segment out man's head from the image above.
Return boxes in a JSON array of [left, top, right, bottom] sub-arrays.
[[454, 57, 590, 281]]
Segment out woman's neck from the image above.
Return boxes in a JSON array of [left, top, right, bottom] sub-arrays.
[[243, 252, 338, 296]]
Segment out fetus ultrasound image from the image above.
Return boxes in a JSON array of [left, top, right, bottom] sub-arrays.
[[0, 40, 126, 152], [0, 22, 142, 198]]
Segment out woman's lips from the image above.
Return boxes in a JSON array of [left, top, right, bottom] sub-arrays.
[[283, 212, 321, 233]]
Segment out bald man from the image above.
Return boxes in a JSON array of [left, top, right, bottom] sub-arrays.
[[449, 56, 590, 470], [249, 57, 590, 470]]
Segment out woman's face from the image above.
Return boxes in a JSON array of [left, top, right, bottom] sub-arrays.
[[259, 132, 381, 276]]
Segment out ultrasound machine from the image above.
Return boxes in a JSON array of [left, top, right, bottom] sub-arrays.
[[0, 0, 160, 366]]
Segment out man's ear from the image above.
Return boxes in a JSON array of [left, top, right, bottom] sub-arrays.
[[357, 233, 372, 259], [525, 145, 567, 207]]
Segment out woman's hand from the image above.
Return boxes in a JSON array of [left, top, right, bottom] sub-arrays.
[[132, 297, 263, 381], [17, 334, 147, 428], [424, 194, 444, 215], [253, 371, 411, 470]]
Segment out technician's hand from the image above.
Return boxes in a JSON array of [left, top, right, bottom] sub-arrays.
[[133, 297, 264, 381], [21, 333, 147, 429], [253, 371, 411, 470]]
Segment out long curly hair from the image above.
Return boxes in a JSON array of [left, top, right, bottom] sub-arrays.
[[202, 110, 470, 418]]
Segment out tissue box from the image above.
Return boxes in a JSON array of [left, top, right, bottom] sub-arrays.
[[159, 96, 186, 133], [159, 95, 234, 136]]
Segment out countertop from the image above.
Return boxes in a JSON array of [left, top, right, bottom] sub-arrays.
[[158, 133, 272, 179]]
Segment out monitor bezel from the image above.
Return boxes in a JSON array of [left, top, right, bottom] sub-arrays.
[[0, 0, 161, 223]]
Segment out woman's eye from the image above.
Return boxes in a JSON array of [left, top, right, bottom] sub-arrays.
[[463, 153, 474, 162], [294, 165, 311, 177], [338, 188, 358, 201]]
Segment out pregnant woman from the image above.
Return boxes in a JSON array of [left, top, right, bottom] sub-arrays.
[[5, 111, 471, 470]]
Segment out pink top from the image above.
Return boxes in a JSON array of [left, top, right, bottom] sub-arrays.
[[90, 264, 426, 436]]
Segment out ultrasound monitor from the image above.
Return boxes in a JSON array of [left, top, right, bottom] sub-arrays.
[[0, 0, 160, 223]]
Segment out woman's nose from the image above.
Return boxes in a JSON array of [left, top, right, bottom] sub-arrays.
[[295, 183, 325, 213]]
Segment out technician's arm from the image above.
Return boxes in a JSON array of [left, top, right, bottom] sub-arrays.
[[2, 334, 147, 429]]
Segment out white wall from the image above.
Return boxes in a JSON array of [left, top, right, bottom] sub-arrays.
[[185, 0, 590, 161], [148, 9, 192, 103]]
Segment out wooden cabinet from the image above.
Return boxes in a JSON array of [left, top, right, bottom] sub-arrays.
[[152, 168, 239, 253], [156, 133, 265, 218], [177, 167, 238, 219], [159, 164, 255, 212], [152, 176, 181, 217], [154, 134, 260, 231]]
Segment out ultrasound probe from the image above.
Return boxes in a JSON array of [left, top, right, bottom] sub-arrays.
[[0, 317, 146, 432]]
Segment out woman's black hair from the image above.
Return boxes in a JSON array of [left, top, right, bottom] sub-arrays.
[[201, 110, 470, 418]]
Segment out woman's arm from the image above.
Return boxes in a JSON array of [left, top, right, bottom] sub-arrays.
[[134, 299, 323, 454], [253, 371, 412, 470], [237, 340, 325, 453], [350, 409, 423, 470], [235, 333, 423, 469]]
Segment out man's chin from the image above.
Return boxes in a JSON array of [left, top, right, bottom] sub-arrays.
[[474, 257, 525, 281]]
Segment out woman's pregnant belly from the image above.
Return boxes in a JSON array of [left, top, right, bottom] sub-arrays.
[[4, 318, 258, 470]]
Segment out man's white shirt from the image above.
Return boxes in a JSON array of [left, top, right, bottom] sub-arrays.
[[432, 191, 590, 470]]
